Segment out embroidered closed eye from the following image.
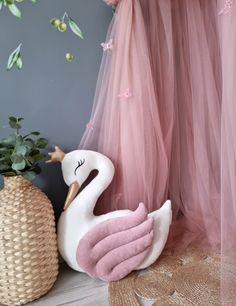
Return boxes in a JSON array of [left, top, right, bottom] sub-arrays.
[[74, 159, 85, 175]]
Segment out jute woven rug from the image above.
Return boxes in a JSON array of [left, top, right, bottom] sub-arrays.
[[109, 248, 221, 306]]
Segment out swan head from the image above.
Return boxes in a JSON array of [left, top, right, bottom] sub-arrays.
[[47, 146, 92, 210]]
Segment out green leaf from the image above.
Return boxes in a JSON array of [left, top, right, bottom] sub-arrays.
[[7, 43, 22, 70], [27, 152, 45, 164], [1, 171, 16, 177], [35, 138, 48, 149], [15, 145, 27, 156], [22, 171, 36, 181], [16, 55, 23, 69], [2, 134, 16, 145], [0, 150, 13, 162], [23, 138, 34, 148], [9, 116, 17, 124], [8, 3, 22, 18], [30, 131, 40, 136], [31, 0, 37, 3], [23, 131, 40, 139], [68, 17, 84, 39], [15, 135, 23, 145], [12, 159, 26, 171], [0, 1, 3, 11], [31, 153, 45, 162], [25, 156, 33, 164], [29, 149, 40, 156], [9, 116, 19, 121], [8, 116, 21, 129], [9, 121, 21, 130], [0, 164, 10, 171], [11, 153, 23, 163], [24, 156, 33, 166], [0, 144, 13, 151]]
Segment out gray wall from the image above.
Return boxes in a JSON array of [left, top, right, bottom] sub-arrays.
[[0, 0, 112, 219]]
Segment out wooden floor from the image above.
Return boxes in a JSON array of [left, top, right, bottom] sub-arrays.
[[27, 265, 155, 306], [27, 264, 109, 306], [1, 264, 155, 306]]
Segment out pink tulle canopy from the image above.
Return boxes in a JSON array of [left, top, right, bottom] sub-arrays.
[[80, 0, 236, 302]]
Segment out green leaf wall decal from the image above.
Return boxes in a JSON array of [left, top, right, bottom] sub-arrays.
[[68, 17, 84, 39], [8, 3, 22, 18], [16, 55, 23, 69], [7, 43, 22, 71]]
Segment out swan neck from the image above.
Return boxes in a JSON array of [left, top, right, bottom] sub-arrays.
[[74, 157, 114, 214]]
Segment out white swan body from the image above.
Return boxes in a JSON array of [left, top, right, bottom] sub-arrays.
[[56, 149, 172, 280]]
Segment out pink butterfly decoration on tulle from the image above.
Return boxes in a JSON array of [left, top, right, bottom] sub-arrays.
[[86, 120, 94, 130], [118, 88, 132, 100], [101, 39, 113, 52], [219, 0, 234, 15], [103, 0, 120, 6]]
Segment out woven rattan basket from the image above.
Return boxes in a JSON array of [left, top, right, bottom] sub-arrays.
[[0, 176, 59, 306]]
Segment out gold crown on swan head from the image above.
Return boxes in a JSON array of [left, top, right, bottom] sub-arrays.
[[46, 146, 65, 163]]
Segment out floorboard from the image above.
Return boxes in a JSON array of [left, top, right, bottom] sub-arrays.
[[0, 264, 155, 306]]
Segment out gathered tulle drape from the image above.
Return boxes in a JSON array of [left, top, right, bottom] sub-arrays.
[[81, 0, 169, 214], [80, 0, 236, 302], [219, 0, 236, 302], [169, 0, 222, 248]]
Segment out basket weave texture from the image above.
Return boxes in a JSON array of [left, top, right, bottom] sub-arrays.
[[0, 176, 59, 306]]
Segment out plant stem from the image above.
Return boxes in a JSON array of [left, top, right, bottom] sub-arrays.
[[62, 12, 68, 21], [16, 118, 19, 134]]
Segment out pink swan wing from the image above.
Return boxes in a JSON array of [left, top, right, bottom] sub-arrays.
[[96, 231, 154, 281], [92, 218, 154, 261], [79, 202, 149, 247], [76, 203, 154, 282]]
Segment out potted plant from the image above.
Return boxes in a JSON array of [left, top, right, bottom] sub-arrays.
[[0, 116, 58, 306], [0, 116, 48, 179]]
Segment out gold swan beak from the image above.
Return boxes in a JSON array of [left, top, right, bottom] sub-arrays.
[[64, 181, 80, 210]]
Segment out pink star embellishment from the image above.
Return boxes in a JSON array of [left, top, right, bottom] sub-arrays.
[[103, 0, 120, 7], [118, 88, 132, 100], [86, 121, 94, 130], [219, 0, 234, 15], [101, 39, 114, 52]]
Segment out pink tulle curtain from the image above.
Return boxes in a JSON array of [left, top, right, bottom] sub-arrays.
[[219, 0, 236, 303], [80, 0, 236, 302]]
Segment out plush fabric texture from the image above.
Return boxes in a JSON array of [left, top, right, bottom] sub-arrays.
[[76, 203, 154, 282]]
